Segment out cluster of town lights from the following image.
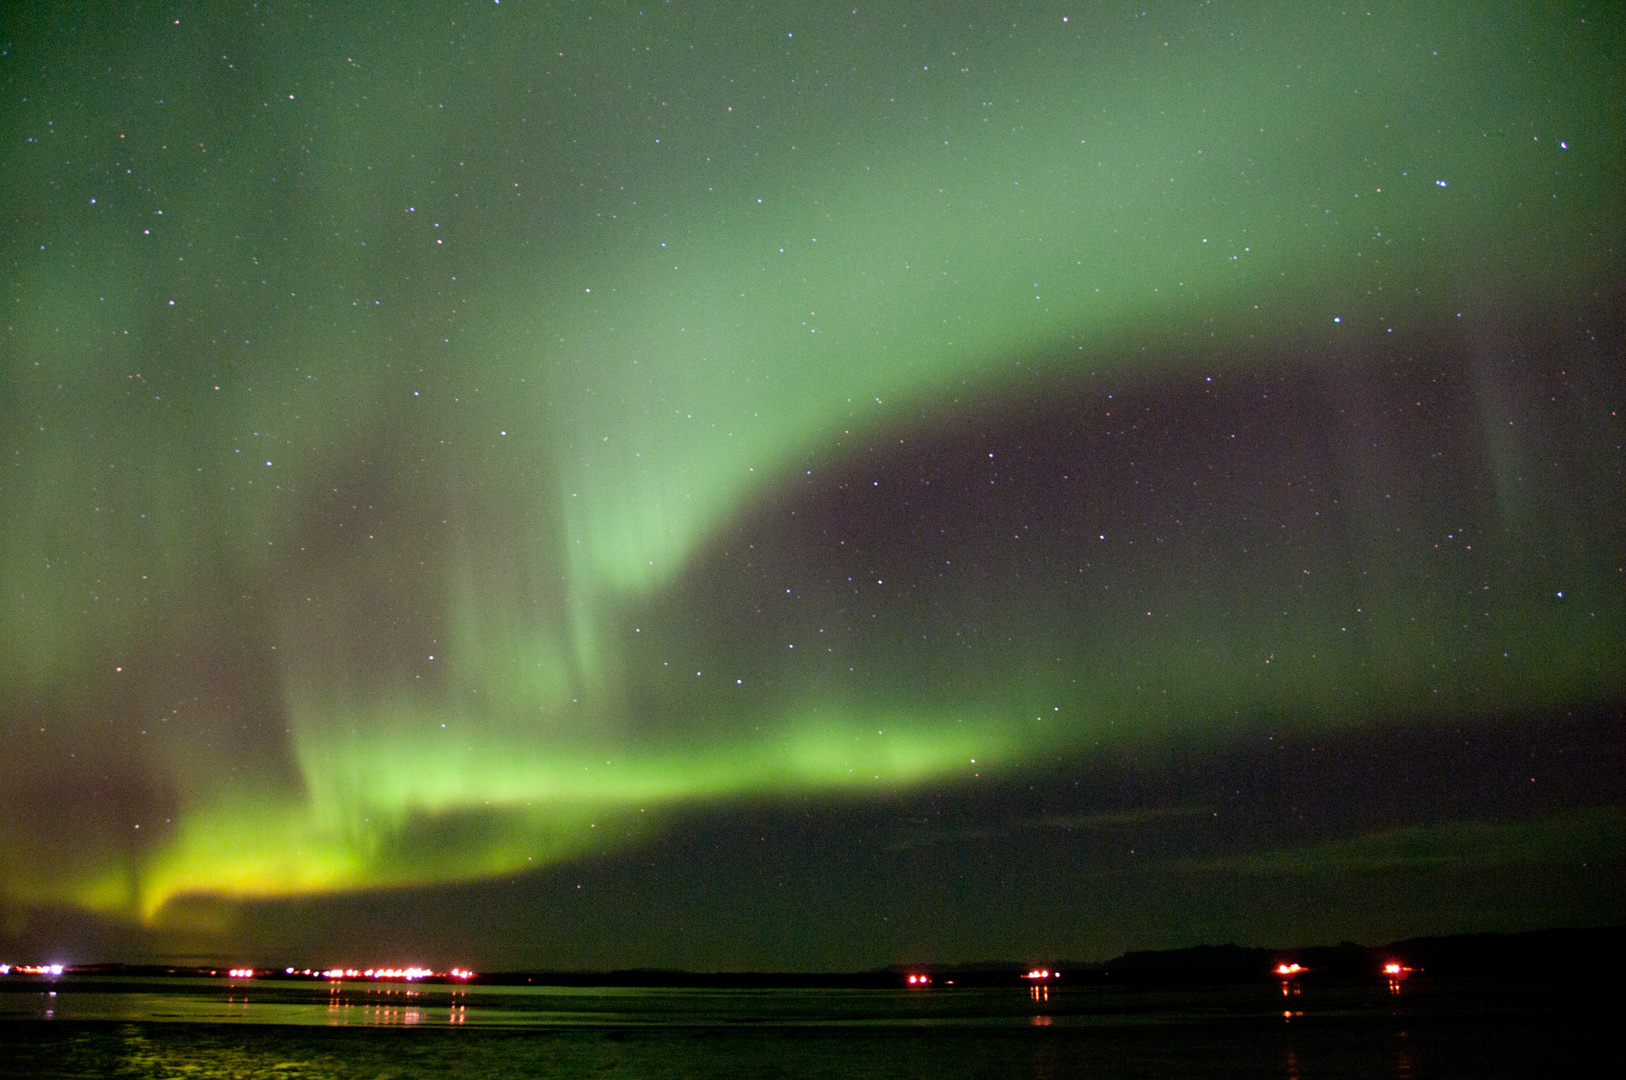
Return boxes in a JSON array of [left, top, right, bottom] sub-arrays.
[[1022, 969, 1059, 981], [905, 973, 931, 986], [329, 968, 431, 981], [1, 962, 479, 982]]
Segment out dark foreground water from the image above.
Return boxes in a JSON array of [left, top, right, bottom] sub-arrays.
[[0, 974, 1611, 1078]]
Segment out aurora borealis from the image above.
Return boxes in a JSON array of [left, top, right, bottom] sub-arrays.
[[2, 0, 1622, 969]]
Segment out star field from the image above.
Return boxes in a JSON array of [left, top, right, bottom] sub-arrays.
[[1, 1, 1621, 967]]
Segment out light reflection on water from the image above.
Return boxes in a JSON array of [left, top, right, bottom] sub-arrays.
[[4, 977, 1279, 1028], [0, 976, 1607, 1079]]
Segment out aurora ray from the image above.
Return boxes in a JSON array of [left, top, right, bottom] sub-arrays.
[[0, 1, 1620, 956]]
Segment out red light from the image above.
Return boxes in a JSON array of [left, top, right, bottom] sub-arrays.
[[1275, 963, 1305, 977]]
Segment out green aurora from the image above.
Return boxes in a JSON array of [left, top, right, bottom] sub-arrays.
[[1, 1, 1621, 958]]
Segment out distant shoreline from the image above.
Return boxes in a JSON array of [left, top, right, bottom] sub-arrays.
[[9, 925, 1619, 990]]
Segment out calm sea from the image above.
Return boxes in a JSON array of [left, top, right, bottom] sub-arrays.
[[0, 974, 1609, 1078]]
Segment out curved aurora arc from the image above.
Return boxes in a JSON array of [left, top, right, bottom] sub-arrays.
[[0, 1, 1620, 930]]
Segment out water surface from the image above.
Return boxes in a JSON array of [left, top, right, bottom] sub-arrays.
[[1, 975, 1607, 1078]]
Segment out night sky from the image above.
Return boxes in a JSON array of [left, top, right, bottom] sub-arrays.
[[2, 1, 1622, 971]]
